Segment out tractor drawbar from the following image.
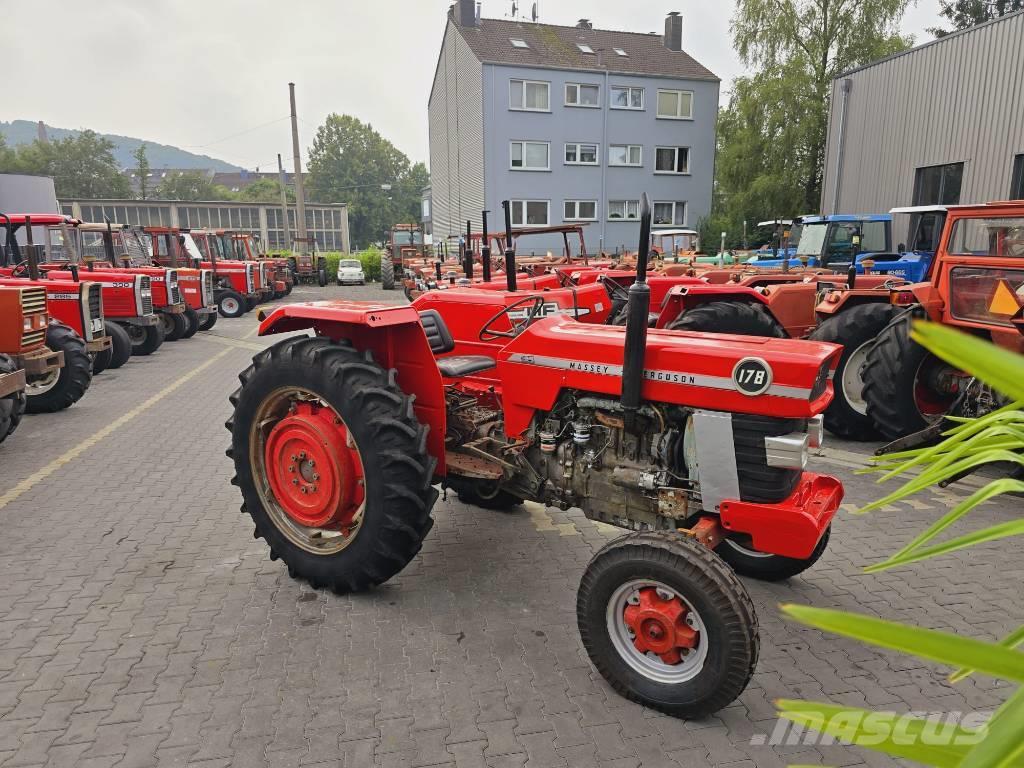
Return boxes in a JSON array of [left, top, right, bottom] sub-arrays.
[[502, 200, 517, 292], [621, 193, 653, 435]]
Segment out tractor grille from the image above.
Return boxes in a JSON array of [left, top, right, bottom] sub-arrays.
[[167, 270, 182, 304], [84, 283, 103, 341], [732, 414, 807, 503], [87, 283, 102, 320], [20, 287, 47, 348], [202, 270, 214, 305], [139, 276, 154, 315]]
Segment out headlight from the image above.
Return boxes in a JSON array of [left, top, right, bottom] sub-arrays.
[[24, 317, 32, 331], [807, 415, 824, 449]]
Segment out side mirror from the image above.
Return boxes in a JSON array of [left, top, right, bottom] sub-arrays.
[[898, 242, 906, 254]]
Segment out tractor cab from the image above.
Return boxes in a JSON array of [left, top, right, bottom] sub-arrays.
[[746, 218, 803, 267]]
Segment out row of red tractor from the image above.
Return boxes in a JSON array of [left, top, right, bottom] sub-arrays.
[[0, 213, 295, 446], [225, 196, 1023, 718]]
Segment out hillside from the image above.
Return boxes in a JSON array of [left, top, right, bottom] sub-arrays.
[[0, 120, 240, 172]]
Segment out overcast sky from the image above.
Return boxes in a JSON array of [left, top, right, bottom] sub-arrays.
[[7, 0, 941, 171]]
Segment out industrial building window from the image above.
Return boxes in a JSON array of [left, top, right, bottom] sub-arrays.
[[564, 143, 599, 165], [565, 83, 600, 107], [509, 79, 550, 111], [509, 200, 549, 227], [914, 162, 964, 205], [653, 201, 687, 226], [1012, 154, 1024, 200], [609, 144, 642, 167], [563, 200, 597, 221], [610, 86, 644, 110], [656, 90, 693, 119], [608, 200, 640, 220], [654, 147, 690, 174], [510, 141, 550, 171]]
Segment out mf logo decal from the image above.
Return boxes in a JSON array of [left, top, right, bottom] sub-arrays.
[[732, 357, 773, 396], [507, 302, 592, 320]]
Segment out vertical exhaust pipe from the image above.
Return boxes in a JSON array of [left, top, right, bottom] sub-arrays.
[[621, 194, 653, 435], [502, 200, 517, 292], [464, 220, 474, 280], [24, 216, 40, 281], [481, 210, 491, 282]]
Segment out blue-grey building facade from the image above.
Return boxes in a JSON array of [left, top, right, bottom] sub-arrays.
[[429, 2, 719, 254]]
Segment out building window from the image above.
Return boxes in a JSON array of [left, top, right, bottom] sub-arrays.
[[564, 142, 599, 165], [655, 147, 690, 174], [565, 83, 600, 107], [510, 200, 550, 227], [509, 79, 550, 111], [609, 144, 642, 167], [608, 200, 640, 220], [564, 200, 597, 221], [656, 89, 693, 119], [914, 162, 964, 205], [613, 47, 628, 57], [510, 37, 529, 48], [1012, 154, 1024, 200], [610, 86, 644, 110], [653, 201, 687, 226], [577, 43, 594, 53], [510, 141, 550, 171]]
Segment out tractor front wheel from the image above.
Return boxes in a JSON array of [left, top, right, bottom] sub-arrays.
[[198, 312, 218, 332], [160, 312, 188, 342], [808, 303, 897, 440], [91, 343, 113, 375], [227, 336, 438, 593], [577, 531, 758, 718], [666, 300, 787, 338], [26, 323, 92, 414], [715, 527, 830, 581], [218, 290, 246, 318], [381, 258, 396, 290], [104, 322, 133, 369], [455, 480, 523, 510], [124, 322, 165, 356], [863, 310, 958, 441], [181, 308, 200, 339], [0, 353, 26, 445]]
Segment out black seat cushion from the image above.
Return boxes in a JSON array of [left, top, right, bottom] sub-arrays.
[[437, 355, 497, 377], [420, 309, 455, 355]]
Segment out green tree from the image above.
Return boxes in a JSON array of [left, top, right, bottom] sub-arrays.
[[306, 114, 426, 248], [929, 0, 1024, 36], [0, 136, 21, 173], [711, 0, 913, 237], [14, 130, 130, 198], [234, 178, 295, 203], [154, 171, 232, 201], [133, 143, 151, 200]]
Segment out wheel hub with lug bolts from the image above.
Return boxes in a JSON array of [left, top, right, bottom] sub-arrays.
[[263, 401, 364, 529], [623, 586, 699, 665]]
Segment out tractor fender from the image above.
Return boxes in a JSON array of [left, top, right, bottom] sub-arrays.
[[655, 283, 768, 327], [258, 302, 447, 474]]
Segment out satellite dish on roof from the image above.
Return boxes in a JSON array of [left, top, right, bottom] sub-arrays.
[[511, 1, 517, 17], [531, 2, 538, 21]]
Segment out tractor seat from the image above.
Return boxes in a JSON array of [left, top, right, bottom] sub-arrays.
[[419, 310, 496, 378]]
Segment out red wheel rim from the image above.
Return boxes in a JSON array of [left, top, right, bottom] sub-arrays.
[[623, 587, 699, 665], [263, 401, 365, 529]]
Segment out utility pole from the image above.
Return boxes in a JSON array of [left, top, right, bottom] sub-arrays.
[[276, 153, 292, 249], [289, 82, 309, 254]]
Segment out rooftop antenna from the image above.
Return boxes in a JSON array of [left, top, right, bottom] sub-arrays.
[[531, 2, 538, 21], [511, 1, 517, 18]]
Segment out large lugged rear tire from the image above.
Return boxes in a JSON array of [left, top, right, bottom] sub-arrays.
[[577, 531, 758, 719], [0, 354, 26, 445], [104, 322, 133, 369], [227, 336, 438, 593], [808, 303, 897, 440], [666, 300, 787, 338], [26, 323, 92, 414], [715, 527, 831, 581], [863, 309, 956, 441], [381, 258, 396, 290]]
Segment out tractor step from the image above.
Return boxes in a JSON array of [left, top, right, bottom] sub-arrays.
[[16, 348, 63, 376]]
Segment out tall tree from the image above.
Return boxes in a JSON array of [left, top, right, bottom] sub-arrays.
[[154, 171, 232, 201], [133, 143, 151, 200], [14, 130, 130, 198], [234, 178, 295, 203], [306, 114, 426, 248], [929, 0, 1024, 36], [725, 0, 913, 214]]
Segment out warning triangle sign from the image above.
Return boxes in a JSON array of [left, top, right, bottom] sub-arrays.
[[989, 279, 1023, 316]]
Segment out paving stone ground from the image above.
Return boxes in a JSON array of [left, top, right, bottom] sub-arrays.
[[0, 281, 1020, 767]]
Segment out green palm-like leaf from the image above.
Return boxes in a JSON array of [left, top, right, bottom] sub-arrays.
[[951, 624, 1024, 683], [781, 605, 1024, 683], [957, 687, 1024, 768], [911, 322, 1024, 401], [865, 518, 1024, 572]]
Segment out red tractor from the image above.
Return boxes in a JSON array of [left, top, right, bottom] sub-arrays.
[[141, 227, 218, 333], [228, 232, 293, 298], [185, 229, 262, 318], [0, 344, 26, 446], [284, 237, 328, 288], [227, 197, 844, 718]]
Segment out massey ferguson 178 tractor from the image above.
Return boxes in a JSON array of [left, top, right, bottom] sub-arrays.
[[228, 197, 844, 717], [142, 227, 218, 334], [183, 230, 262, 318]]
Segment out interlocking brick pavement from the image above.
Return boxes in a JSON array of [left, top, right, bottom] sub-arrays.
[[0, 283, 1020, 767]]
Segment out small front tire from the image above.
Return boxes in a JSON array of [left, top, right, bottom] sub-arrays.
[[715, 527, 831, 582], [125, 322, 165, 356], [160, 312, 188, 342], [219, 290, 246, 319]]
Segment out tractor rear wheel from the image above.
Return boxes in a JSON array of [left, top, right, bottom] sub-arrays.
[[863, 309, 958, 441], [26, 323, 92, 414], [160, 312, 188, 342], [228, 336, 438, 593], [125, 322, 165, 356], [198, 312, 218, 332], [715, 527, 831, 581], [0, 353, 26, 445], [381, 258, 396, 290], [808, 303, 897, 440], [181, 308, 200, 339], [104, 322, 132, 369], [666, 301, 787, 338], [577, 531, 758, 718], [218, 290, 246, 318]]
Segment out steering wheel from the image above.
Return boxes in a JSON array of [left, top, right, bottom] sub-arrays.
[[9, 259, 30, 278], [600, 275, 629, 302], [479, 295, 547, 341]]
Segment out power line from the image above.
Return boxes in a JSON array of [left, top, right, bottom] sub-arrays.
[[183, 116, 291, 149]]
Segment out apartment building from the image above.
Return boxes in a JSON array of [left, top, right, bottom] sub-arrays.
[[429, 1, 719, 253]]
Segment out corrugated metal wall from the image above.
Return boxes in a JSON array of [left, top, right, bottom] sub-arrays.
[[821, 10, 1024, 215], [428, 20, 485, 240]]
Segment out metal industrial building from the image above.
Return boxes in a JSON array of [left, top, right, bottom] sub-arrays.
[[822, 9, 1024, 217]]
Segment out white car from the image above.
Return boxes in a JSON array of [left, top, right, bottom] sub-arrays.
[[336, 259, 365, 285]]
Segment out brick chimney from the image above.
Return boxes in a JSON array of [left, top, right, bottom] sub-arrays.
[[664, 11, 682, 51], [455, 0, 477, 27]]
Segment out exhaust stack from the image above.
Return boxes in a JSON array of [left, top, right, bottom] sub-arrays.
[[621, 193, 653, 435], [464, 220, 474, 280], [501, 200, 517, 292], [481, 210, 491, 282]]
